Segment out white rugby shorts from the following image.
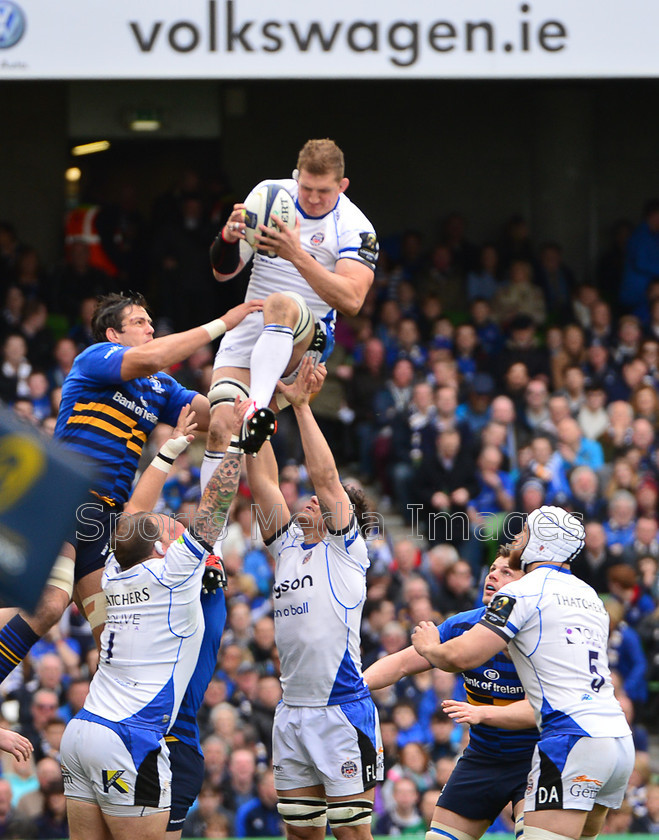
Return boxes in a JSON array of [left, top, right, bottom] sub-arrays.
[[61, 718, 171, 816], [525, 733, 634, 813], [272, 699, 384, 797], [213, 310, 327, 371]]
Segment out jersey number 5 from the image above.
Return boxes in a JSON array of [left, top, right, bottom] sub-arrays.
[[588, 650, 605, 693]]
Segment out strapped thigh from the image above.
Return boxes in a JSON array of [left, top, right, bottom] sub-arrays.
[[327, 798, 374, 828], [208, 377, 250, 411], [277, 796, 327, 827], [427, 821, 478, 840]]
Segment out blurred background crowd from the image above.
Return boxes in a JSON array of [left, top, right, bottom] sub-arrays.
[[1, 175, 659, 838]]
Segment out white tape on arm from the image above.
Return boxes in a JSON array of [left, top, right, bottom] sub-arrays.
[[202, 318, 227, 341], [46, 554, 75, 599], [152, 435, 192, 474]]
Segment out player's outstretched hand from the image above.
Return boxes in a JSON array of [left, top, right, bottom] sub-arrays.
[[172, 404, 198, 445], [411, 620, 440, 660], [277, 357, 327, 407], [221, 299, 264, 332], [231, 395, 252, 438], [441, 699, 484, 726], [0, 727, 33, 762]]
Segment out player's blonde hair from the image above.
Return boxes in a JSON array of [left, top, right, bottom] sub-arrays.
[[297, 138, 345, 181]]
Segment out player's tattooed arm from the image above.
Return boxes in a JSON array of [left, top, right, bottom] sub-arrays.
[[193, 450, 242, 545], [193, 397, 248, 545]]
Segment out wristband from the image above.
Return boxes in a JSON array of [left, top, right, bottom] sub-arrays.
[[227, 435, 242, 455], [202, 318, 227, 341], [210, 229, 240, 274], [152, 436, 192, 473]]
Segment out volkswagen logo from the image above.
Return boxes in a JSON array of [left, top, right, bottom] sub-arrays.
[[0, 1, 26, 49]]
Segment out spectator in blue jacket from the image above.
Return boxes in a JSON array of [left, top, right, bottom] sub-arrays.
[[606, 599, 648, 707], [234, 770, 281, 838], [620, 199, 659, 318]]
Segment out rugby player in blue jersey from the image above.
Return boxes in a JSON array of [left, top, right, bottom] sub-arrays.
[[363, 551, 538, 840], [0, 292, 260, 685]]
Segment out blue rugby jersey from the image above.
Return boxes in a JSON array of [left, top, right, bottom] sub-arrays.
[[55, 342, 198, 505], [167, 589, 227, 753], [439, 607, 538, 759]]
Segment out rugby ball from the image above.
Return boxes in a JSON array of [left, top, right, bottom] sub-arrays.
[[243, 183, 296, 257]]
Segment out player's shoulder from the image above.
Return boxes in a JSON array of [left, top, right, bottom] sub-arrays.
[[336, 192, 375, 230], [505, 572, 535, 592], [79, 341, 124, 364], [544, 568, 604, 603], [102, 554, 143, 586], [102, 553, 121, 583], [440, 606, 485, 636]]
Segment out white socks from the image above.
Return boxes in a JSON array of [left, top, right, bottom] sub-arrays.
[[249, 324, 294, 409], [201, 450, 224, 494]]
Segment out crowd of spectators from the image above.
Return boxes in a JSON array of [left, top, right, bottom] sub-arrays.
[[1, 180, 659, 838]]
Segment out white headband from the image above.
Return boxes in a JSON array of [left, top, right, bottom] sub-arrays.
[[520, 505, 585, 570]]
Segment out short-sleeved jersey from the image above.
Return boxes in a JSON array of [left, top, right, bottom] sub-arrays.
[[440, 607, 537, 759], [480, 565, 631, 739], [82, 530, 208, 735], [242, 178, 378, 323], [55, 342, 198, 505], [265, 516, 370, 707], [168, 589, 227, 752]]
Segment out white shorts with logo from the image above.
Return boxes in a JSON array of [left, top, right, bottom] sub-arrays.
[[213, 309, 328, 371], [61, 717, 171, 816], [525, 733, 634, 813], [272, 699, 384, 797]]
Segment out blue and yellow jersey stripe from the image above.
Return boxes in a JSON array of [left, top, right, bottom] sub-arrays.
[[439, 607, 538, 758], [55, 342, 198, 505]]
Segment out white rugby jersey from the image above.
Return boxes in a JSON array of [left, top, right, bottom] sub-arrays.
[[241, 178, 378, 321], [265, 516, 371, 707], [480, 565, 631, 739], [83, 531, 207, 734]]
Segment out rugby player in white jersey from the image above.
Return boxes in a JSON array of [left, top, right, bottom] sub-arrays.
[[247, 357, 383, 840], [412, 506, 635, 840], [202, 138, 378, 474], [60, 403, 247, 840]]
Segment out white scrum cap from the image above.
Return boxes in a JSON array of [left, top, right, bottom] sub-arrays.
[[520, 505, 585, 571]]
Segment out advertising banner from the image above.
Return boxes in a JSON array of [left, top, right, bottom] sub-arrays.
[[1, 0, 658, 80]]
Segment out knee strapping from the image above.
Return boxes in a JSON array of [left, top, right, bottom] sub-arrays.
[[428, 821, 479, 840], [46, 555, 75, 599], [327, 798, 374, 828], [82, 593, 107, 631], [208, 377, 250, 411], [277, 797, 327, 827], [281, 290, 314, 343], [524, 827, 575, 840], [515, 814, 525, 840]]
